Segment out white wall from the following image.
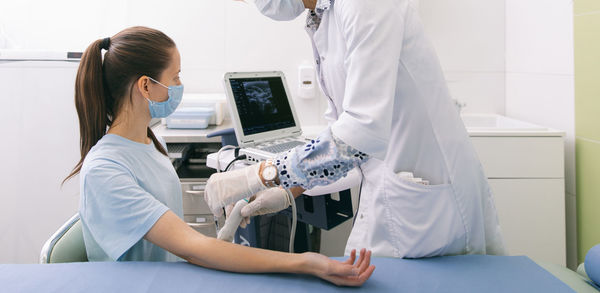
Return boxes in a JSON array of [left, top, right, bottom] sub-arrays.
[[0, 0, 328, 127], [504, 0, 576, 269], [419, 0, 506, 114]]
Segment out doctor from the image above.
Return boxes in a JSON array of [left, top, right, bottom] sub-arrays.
[[205, 0, 506, 258]]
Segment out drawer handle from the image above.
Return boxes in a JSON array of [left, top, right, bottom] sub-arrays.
[[185, 190, 204, 195], [187, 222, 215, 228]]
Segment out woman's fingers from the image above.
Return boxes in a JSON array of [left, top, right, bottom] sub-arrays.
[[329, 262, 360, 277], [307, 249, 376, 287], [330, 249, 372, 277], [357, 250, 372, 274], [343, 249, 357, 265], [327, 264, 376, 287], [353, 248, 367, 268], [356, 265, 376, 285]]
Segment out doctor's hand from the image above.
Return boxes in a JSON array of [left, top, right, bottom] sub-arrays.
[[204, 163, 267, 217], [304, 249, 376, 287], [240, 187, 291, 218], [225, 203, 250, 229]]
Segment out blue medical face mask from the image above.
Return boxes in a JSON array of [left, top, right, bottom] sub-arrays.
[[146, 76, 184, 118], [255, 0, 305, 21]]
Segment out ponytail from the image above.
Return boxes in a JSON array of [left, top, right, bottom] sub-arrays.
[[64, 27, 175, 184], [64, 39, 109, 184], [148, 127, 167, 156]]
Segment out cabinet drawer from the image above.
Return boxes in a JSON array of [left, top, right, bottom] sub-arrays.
[[470, 136, 564, 178], [181, 181, 211, 215], [184, 215, 217, 238]]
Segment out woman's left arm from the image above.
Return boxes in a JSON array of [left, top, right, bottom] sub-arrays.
[[144, 210, 375, 286]]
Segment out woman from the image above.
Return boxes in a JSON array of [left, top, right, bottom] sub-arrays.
[[205, 0, 506, 258], [64, 26, 374, 287]]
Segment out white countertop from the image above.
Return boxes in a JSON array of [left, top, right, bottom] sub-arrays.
[[302, 115, 566, 138], [153, 114, 565, 145], [461, 114, 565, 137]]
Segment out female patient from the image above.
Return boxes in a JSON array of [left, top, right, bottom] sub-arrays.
[[64, 26, 374, 286]]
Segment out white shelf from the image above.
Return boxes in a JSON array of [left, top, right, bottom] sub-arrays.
[[152, 120, 233, 144]]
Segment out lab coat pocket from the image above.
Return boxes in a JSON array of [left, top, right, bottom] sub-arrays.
[[382, 166, 467, 258]]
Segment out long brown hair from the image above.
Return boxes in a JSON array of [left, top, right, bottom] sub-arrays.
[[64, 26, 174, 183]]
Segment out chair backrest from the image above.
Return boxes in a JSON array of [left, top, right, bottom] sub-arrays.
[[40, 213, 88, 263]]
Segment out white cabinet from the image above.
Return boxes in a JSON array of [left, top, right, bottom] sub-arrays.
[[470, 137, 564, 178], [488, 179, 566, 265], [0, 58, 81, 263], [471, 135, 566, 265]]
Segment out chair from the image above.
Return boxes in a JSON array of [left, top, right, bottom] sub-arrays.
[[39, 213, 88, 263]]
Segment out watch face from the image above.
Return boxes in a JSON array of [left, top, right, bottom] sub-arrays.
[[263, 165, 278, 181]]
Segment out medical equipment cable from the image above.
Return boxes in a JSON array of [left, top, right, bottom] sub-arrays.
[[215, 148, 297, 253], [352, 165, 364, 227], [285, 188, 297, 253], [216, 145, 238, 173], [224, 155, 247, 172], [352, 180, 363, 227]]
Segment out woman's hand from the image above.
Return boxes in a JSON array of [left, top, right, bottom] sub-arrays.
[[303, 249, 376, 287]]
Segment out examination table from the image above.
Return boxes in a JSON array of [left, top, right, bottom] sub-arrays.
[[1, 255, 597, 292]]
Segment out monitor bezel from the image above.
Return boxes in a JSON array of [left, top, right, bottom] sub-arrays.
[[223, 71, 303, 147]]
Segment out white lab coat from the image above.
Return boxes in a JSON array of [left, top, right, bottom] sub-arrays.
[[308, 0, 506, 257]]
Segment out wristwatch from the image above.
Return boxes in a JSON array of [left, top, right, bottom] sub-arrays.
[[260, 159, 279, 187]]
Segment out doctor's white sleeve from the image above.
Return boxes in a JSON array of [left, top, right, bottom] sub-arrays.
[[274, 1, 405, 189], [274, 128, 368, 190], [330, 0, 405, 160]]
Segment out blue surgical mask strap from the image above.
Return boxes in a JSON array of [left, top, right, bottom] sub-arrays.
[[146, 76, 168, 105]]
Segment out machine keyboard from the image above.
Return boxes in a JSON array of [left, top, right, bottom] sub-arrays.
[[259, 140, 305, 154]]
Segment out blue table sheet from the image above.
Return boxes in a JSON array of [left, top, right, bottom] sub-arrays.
[[0, 255, 575, 292]]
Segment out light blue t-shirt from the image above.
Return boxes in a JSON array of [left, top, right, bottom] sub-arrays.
[[79, 134, 183, 262]]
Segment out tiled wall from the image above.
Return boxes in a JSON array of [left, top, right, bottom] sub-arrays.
[[504, 0, 576, 268], [419, 0, 506, 114], [574, 0, 600, 263]]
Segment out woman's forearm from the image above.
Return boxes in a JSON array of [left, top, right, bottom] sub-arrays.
[[146, 210, 308, 274], [185, 234, 309, 274]]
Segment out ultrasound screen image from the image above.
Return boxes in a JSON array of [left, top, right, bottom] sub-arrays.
[[229, 77, 296, 136], [242, 81, 279, 115]]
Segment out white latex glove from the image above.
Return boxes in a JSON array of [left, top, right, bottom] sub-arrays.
[[218, 199, 249, 242], [240, 187, 292, 218], [204, 163, 266, 217], [225, 203, 250, 229]]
